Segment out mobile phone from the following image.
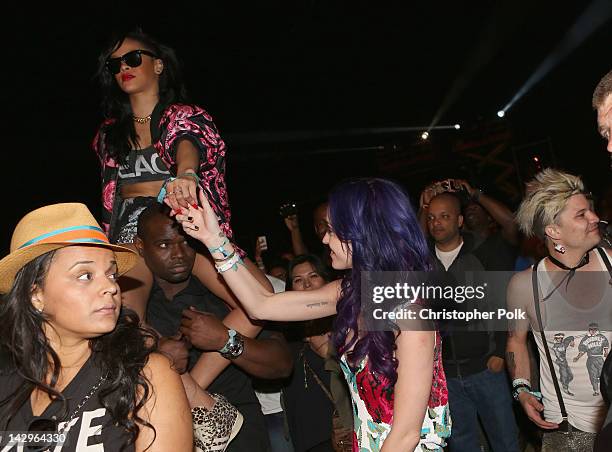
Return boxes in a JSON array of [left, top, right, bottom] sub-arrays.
[[257, 236, 268, 251]]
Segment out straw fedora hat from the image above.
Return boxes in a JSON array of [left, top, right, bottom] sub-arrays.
[[0, 203, 138, 293]]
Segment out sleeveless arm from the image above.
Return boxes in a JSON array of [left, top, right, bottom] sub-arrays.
[[135, 353, 192, 452]]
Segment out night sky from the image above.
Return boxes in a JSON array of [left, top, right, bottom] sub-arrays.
[[6, 2, 612, 256]]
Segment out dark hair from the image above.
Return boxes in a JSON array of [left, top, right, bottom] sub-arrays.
[[136, 202, 174, 239], [265, 256, 290, 274], [285, 254, 335, 341], [95, 29, 188, 165], [0, 251, 158, 450], [330, 178, 431, 384], [286, 254, 333, 290]]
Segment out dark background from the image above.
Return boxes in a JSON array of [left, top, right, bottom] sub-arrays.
[[5, 2, 612, 255]]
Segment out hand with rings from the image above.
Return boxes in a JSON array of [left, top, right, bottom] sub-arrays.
[[165, 173, 198, 214], [173, 190, 224, 247]]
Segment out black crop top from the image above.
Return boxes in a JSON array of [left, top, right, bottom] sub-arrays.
[[118, 146, 170, 185]]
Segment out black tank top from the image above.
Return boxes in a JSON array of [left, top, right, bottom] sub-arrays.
[[0, 354, 134, 451]]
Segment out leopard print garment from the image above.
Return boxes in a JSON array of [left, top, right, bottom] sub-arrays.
[[193, 393, 243, 452]]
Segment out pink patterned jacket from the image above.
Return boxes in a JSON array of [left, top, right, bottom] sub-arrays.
[[92, 103, 244, 255]]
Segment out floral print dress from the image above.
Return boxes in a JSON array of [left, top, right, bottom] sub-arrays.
[[339, 331, 451, 452]]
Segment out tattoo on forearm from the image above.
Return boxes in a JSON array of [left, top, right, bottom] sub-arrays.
[[306, 302, 329, 309], [506, 352, 516, 376]]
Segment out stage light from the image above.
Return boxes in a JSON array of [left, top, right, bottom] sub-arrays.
[[497, 0, 612, 117], [421, 131, 429, 140], [497, 110, 505, 118], [454, 124, 461, 130]]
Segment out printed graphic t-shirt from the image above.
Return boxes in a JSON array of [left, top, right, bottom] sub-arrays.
[[532, 250, 612, 432]]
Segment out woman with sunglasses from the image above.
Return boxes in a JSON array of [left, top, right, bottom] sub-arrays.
[[176, 178, 452, 452], [93, 29, 271, 322], [0, 203, 195, 451]]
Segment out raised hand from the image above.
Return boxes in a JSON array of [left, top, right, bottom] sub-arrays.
[[453, 178, 475, 197], [419, 184, 437, 209], [284, 214, 300, 232], [174, 189, 225, 248]]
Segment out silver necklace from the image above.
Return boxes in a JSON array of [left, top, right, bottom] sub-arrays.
[[57, 374, 107, 434]]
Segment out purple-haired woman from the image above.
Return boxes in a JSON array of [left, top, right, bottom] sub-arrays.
[[176, 178, 451, 452]]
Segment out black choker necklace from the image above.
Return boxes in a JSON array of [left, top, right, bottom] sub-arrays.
[[547, 252, 590, 271], [542, 251, 590, 301]]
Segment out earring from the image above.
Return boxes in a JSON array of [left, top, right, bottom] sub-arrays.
[[553, 242, 566, 254], [32, 299, 43, 313]]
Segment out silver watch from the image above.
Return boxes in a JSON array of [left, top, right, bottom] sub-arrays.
[[218, 329, 245, 360]]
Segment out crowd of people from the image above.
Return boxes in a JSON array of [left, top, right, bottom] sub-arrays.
[[0, 28, 611, 452]]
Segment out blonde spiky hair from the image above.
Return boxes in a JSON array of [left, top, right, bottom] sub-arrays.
[[593, 68, 612, 110], [515, 169, 585, 239]]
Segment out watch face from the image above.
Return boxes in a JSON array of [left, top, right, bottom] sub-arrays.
[[223, 331, 245, 359]]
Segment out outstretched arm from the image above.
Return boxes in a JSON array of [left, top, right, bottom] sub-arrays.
[[456, 179, 519, 245], [284, 213, 308, 256], [192, 253, 273, 309], [173, 190, 340, 322]]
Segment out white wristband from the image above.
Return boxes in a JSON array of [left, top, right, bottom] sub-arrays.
[[512, 378, 531, 388], [216, 253, 242, 273]]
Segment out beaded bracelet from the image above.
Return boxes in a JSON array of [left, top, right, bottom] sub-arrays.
[[512, 378, 531, 388], [216, 253, 243, 273]]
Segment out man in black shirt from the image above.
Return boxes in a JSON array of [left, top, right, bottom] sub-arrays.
[[425, 193, 519, 452], [135, 203, 293, 452], [455, 179, 519, 271]]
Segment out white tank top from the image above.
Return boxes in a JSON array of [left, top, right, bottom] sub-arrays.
[[532, 249, 612, 432]]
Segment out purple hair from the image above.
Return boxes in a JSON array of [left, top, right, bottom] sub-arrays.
[[330, 178, 431, 384]]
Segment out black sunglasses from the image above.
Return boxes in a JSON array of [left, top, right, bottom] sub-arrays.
[[106, 49, 158, 75]]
